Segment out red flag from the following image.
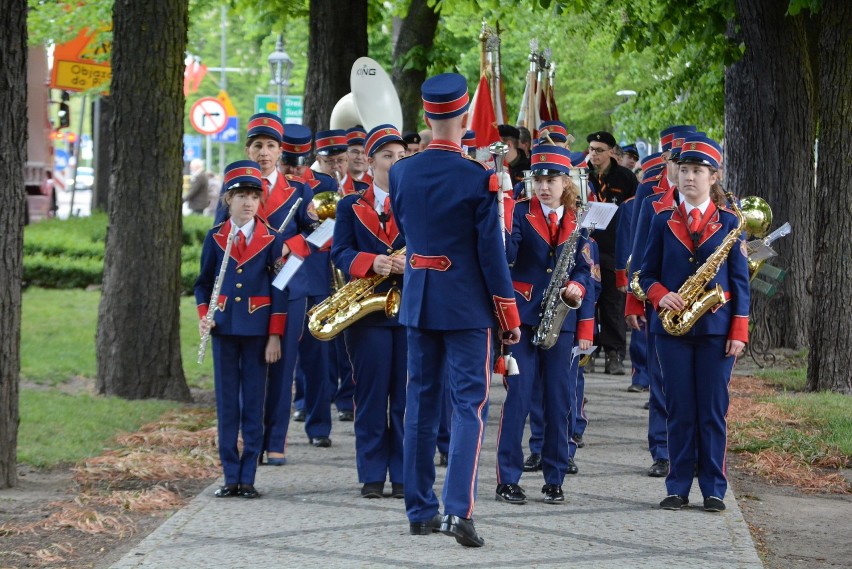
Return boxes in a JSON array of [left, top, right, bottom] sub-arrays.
[[547, 85, 559, 121], [183, 60, 208, 95], [469, 74, 501, 148], [189, 62, 208, 93]]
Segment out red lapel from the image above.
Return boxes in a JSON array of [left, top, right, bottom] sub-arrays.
[[654, 176, 671, 194], [301, 168, 321, 190], [361, 172, 373, 184], [697, 202, 722, 247], [666, 207, 695, 253], [213, 220, 240, 263], [557, 208, 578, 246], [352, 186, 397, 248], [261, 175, 295, 220], [238, 220, 275, 267], [525, 197, 553, 247], [652, 186, 678, 214]]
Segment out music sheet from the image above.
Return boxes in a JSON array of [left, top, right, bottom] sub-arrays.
[[272, 255, 304, 291], [580, 203, 618, 230], [306, 219, 335, 248]]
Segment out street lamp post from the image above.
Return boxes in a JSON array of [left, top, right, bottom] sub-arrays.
[[267, 35, 294, 121]]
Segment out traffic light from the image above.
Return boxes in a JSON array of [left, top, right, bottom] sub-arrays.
[[66, 132, 77, 153], [57, 90, 70, 129]]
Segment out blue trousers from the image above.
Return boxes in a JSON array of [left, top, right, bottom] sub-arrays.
[[263, 296, 306, 454], [300, 295, 333, 439], [646, 314, 669, 461], [527, 369, 544, 455], [404, 327, 492, 523], [212, 335, 267, 485], [656, 334, 734, 499], [333, 336, 355, 412], [293, 361, 305, 411], [629, 323, 650, 388], [437, 383, 451, 455], [343, 326, 407, 484], [574, 363, 588, 438], [497, 325, 576, 487]]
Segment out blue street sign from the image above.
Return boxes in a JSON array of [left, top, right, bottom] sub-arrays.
[[211, 117, 239, 143], [54, 149, 70, 170], [183, 134, 203, 162]]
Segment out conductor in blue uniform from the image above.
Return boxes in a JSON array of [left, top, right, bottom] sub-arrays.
[[389, 73, 522, 548]]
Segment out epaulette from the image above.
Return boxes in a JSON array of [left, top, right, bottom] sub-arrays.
[[285, 174, 305, 184], [212, 220, 226, 230], [463, 154, 491, 169], [515, 195, 531, 203], [395, 153, 415, 163], [642, 172, 663, 184], [623, 196, 635, 204]]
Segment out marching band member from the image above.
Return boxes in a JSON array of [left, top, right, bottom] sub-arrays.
[[390, 73, 521, 547], [331, 125, 407, 499], [638, 135, 749, 512], [346, 125, 373, 184], [627, 126, 696, 477], [461, 129, 476, 158], [315, 129, 367, 196], [495, 145, 592, 505], [195, 160, 287, 499]]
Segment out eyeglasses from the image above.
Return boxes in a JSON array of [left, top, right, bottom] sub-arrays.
[[320, 156, 348, 166], [588, 146, 610, 154], [347, 148, 365, 156]]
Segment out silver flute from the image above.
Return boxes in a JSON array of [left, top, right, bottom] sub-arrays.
[[197, 224, 238, 364]]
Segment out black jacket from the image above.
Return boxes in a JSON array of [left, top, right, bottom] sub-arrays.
[[587, 157, 638, 261]]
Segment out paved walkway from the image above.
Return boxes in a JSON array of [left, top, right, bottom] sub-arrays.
[[111, 370, 763, 569]]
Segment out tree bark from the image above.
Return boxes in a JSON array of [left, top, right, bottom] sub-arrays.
[[96, 0, 191, 401], [91, 95, 113, 213], [0, 0, 27, 488], [808, 0, 852, 393], [303, 0, 368, 134], [391, 0, 440, 133], [725, 0, 815, 350]]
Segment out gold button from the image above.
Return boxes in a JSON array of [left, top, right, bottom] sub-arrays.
[[387, 248, 393, 254], [236, 283, 243, 288], [546, 268, 553, 273], [440, 260, 446, 266], [251, 305, 256, 310], [236, 268, 243, 274], [411, 259, 417, 266], [235, 297, 242, 302], [689, 257, 695, 263], [549, 252, 554, 257]]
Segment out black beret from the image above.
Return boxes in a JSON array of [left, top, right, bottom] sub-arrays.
[[498, 124, 521, 140], [402, 131, 421, 144], [586, 131, 617, 147]]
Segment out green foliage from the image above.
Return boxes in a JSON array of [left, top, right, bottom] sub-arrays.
[[756, 366, 808, 391], [18, 389, 180, 468], [21, 288, 215, 389], [23, 214, 210, 293], [774, 392, 852, 457]]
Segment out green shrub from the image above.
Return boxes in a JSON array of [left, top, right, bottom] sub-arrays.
[[24, 214, 211, 293]]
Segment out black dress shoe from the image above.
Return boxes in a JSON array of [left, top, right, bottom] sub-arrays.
[[292, 409, 306, 422], [438, 453, 448, 467], [647, 459, 669, 477], [495, 483, 527, 504], [214, 484, 239, 498], [541, 483, 564, 503], [643, 400, 650, 410], [310, 437, 332, 448], [361, 482, 384, 498], [338, 410, 354, 421], [523, 453, 542, 472], [409, 513, 442, 535], [573, 433, 585, 448], [703, 496, 726, 512], [660, 495, 688, 510], [238, 484, 260, 499], [440, 515, 484, 547], [567, 457, 579, 475], [627, 383, 645, 392], [391, 483, 404, 499]]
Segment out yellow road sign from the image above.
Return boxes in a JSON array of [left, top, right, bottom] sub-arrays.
[[217, 90, 238, 117]]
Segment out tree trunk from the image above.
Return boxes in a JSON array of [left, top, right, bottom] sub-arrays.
[[725, 0, 815, 350], [391, 0, 440, 133], [96, 0, 191, 401], [807, 0, 852, 394], [0, 0, 27, 488], [91, 95, 113, 213], [303, 0, 368, 134]]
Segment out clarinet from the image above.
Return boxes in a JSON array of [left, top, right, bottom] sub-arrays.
[[197, 225, 238, 364]]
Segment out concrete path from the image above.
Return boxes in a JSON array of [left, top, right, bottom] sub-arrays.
[[111, 370, 763, 569]]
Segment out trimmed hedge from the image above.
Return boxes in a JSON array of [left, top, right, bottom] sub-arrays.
[[24, 214, 213, 293]]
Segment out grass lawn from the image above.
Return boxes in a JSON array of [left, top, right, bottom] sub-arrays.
[[18, 389, 181, 468], [21, 287, 213, 389]]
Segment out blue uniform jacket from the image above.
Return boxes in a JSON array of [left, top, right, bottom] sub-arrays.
[[195, 218, 287, 336], [389, 141, 520, 331], [506, 197, 592, 336], [639, 201, 750, 342], [576, 238, 601, 340], [615, 196, 636, 288], [331, 185, 406, 327]]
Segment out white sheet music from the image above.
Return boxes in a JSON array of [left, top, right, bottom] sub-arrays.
[[272, 255, 304, 291], [306, 219, 335, 248], [571, 344, 597, 358], [580, 203, 618, 230]]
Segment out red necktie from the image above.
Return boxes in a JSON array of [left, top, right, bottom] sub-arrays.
[[689, 208, 701, 233], [234, 232, 246, 259], [548, 211, 559, 245], [262, 178, 270, 197], [383, 196, 391, 216]]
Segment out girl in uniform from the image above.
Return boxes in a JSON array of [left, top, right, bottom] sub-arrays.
[[331, 124, 407, 499], [195, 160, 287, 499], [638, 135, 749, 512], [496, 145, 592, 504]]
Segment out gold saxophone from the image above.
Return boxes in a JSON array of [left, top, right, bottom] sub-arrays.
[[307, 247, 406, 340], [659, 192, 744, 336]]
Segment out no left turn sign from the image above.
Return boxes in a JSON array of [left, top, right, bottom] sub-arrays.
[[190, 97, 228, 136]]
